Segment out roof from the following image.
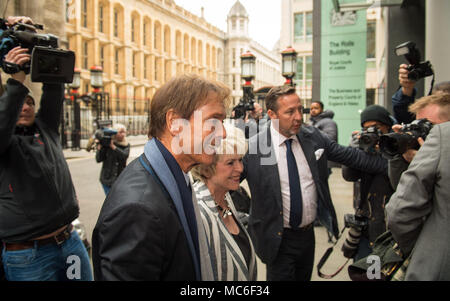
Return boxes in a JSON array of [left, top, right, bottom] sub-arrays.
[[228, 0, 248, 17]]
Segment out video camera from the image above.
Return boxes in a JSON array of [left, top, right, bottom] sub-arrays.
[[232, 99, 255, 120], [232, 84, 255, 119], [0, 18, 75, 83], [395, 41, 433, 82], [341, 212, 369, 259], [379, 118, 433, 157], [95, 128, 118, 148], [358, 126, 383, 153]]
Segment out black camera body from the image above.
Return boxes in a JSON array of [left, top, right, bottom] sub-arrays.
[[95, 128, 118, 148], [379, 118, 433, 157], [358, 126, 382, 153], [395, 41, 434, 81], [0, 19, 75, 83], [341, 213, 369, 259], [232, 99, 255, 120]]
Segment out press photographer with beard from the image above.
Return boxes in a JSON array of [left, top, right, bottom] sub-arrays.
[[341, 105, 394, 261], [95, 123, 130, 195], [0, 17, 92, 281]]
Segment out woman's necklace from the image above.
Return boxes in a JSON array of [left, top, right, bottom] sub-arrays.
[[215, 199, 233, 219]]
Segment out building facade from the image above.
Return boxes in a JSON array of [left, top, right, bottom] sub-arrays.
[[65, 0, 227, 116], [280, 0, 383, 111], [64, 0, 281, 114], [225, 1, 283, 107]]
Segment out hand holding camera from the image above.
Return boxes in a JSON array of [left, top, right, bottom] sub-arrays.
[[398, 63, 416, 97], [3, 46, 30, 82], [0, 16, 75, 83]]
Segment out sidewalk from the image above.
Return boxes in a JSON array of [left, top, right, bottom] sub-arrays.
[[63, 135, 149, 160]]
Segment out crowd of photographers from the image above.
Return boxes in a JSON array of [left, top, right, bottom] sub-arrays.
[[1, 14, 450, 281]]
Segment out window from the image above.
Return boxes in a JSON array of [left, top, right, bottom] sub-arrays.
[[100, 46, 104, 69], [295, 57, 303, 82], [240, 19, 244, 31], [65, 0, 71, 22], [131, 18, 135, 42], [367, 20, 376, 69], [295, 55, 312, 87], [294, 12, 313, 42], [114, 9, 118, 37], [232, 48, 236, 68], [232, 19, 236, 30], [143, 22, 147, 46], [132, 53, 136, 77], [306, 12, 313, 41], [99, 4, 104, 32], [305, 56, 312, 86], [83, 41, 88, 69], [232, 75, 236, 90], [115, 86, 121, 113], [114, 49, 119, 74], [144, 56, 147, 79], [82, 0, 88, 28]]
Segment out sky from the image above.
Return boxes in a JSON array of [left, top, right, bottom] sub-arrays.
[[174, 0, 281, 50]]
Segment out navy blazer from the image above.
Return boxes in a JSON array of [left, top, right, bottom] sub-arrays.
[[242, 124, 387, 264]]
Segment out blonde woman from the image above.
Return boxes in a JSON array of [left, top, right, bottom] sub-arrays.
[[191, 123, 257, 281]]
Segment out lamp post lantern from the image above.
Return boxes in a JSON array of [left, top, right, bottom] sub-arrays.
[[90, 65, 103, 92], [90, 65, 107, 127], [281, 46, 297, 86], [240, 51, 256, 104]]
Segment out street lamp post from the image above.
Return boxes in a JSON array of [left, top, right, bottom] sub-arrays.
[[90, 66, 107, 128], [240, 51, 256, 107], [69, 68, 81, 150], [281, 46, 298, 87]]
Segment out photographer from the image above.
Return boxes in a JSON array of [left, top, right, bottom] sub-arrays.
[[385, 120, 450, 280], [388, 93, 450, 190], [0, 17, 92, 281], [341, 105, 394, 261], [95, 123, 130, 195], [392, 63, 450, 124]]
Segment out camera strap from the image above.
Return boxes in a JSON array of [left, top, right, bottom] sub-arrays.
[[316, 225, 350, 279]]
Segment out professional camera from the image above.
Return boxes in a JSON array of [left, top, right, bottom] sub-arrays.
[[232, 99, 255, 119], [0, 18, 75, 83], [341, 212, 368, 259], [379, 118, 433, 157], [358, 126, 382, 153], [95, 128, 118, 148], [395, 41, 434, 82]]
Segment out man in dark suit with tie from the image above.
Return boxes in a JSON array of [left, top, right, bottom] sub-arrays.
[[242, 85, 387, 281]]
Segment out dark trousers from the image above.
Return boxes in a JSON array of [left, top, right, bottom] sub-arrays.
[[266, 226, 315, 281]]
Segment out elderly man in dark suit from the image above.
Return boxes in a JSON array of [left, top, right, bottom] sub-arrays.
[[242, 85, 387, 281], [92, 75, 230, 280]]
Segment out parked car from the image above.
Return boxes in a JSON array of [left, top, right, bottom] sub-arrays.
[[72, 219, 91, 258]]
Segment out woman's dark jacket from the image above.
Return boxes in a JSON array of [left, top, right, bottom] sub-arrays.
[[0, 79, 79, 243], [96, 141, 130, 187]]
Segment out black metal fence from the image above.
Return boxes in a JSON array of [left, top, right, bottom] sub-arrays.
[[60, 98, 150, 149]]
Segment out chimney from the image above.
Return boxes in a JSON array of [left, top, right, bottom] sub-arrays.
[[201, 7, 204, 19]]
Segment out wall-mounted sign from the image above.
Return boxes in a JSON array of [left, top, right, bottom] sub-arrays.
[[321, 0, 367, 144]]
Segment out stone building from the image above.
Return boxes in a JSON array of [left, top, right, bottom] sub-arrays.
[[2, 0, 282, 115]]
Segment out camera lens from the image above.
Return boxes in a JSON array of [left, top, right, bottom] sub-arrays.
[[341, 227, 362, 259]]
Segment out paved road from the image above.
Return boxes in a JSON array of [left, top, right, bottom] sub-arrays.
[[67, 145, 353, 281]]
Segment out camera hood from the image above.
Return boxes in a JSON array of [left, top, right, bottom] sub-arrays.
[[30, 46, 75, 83]]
